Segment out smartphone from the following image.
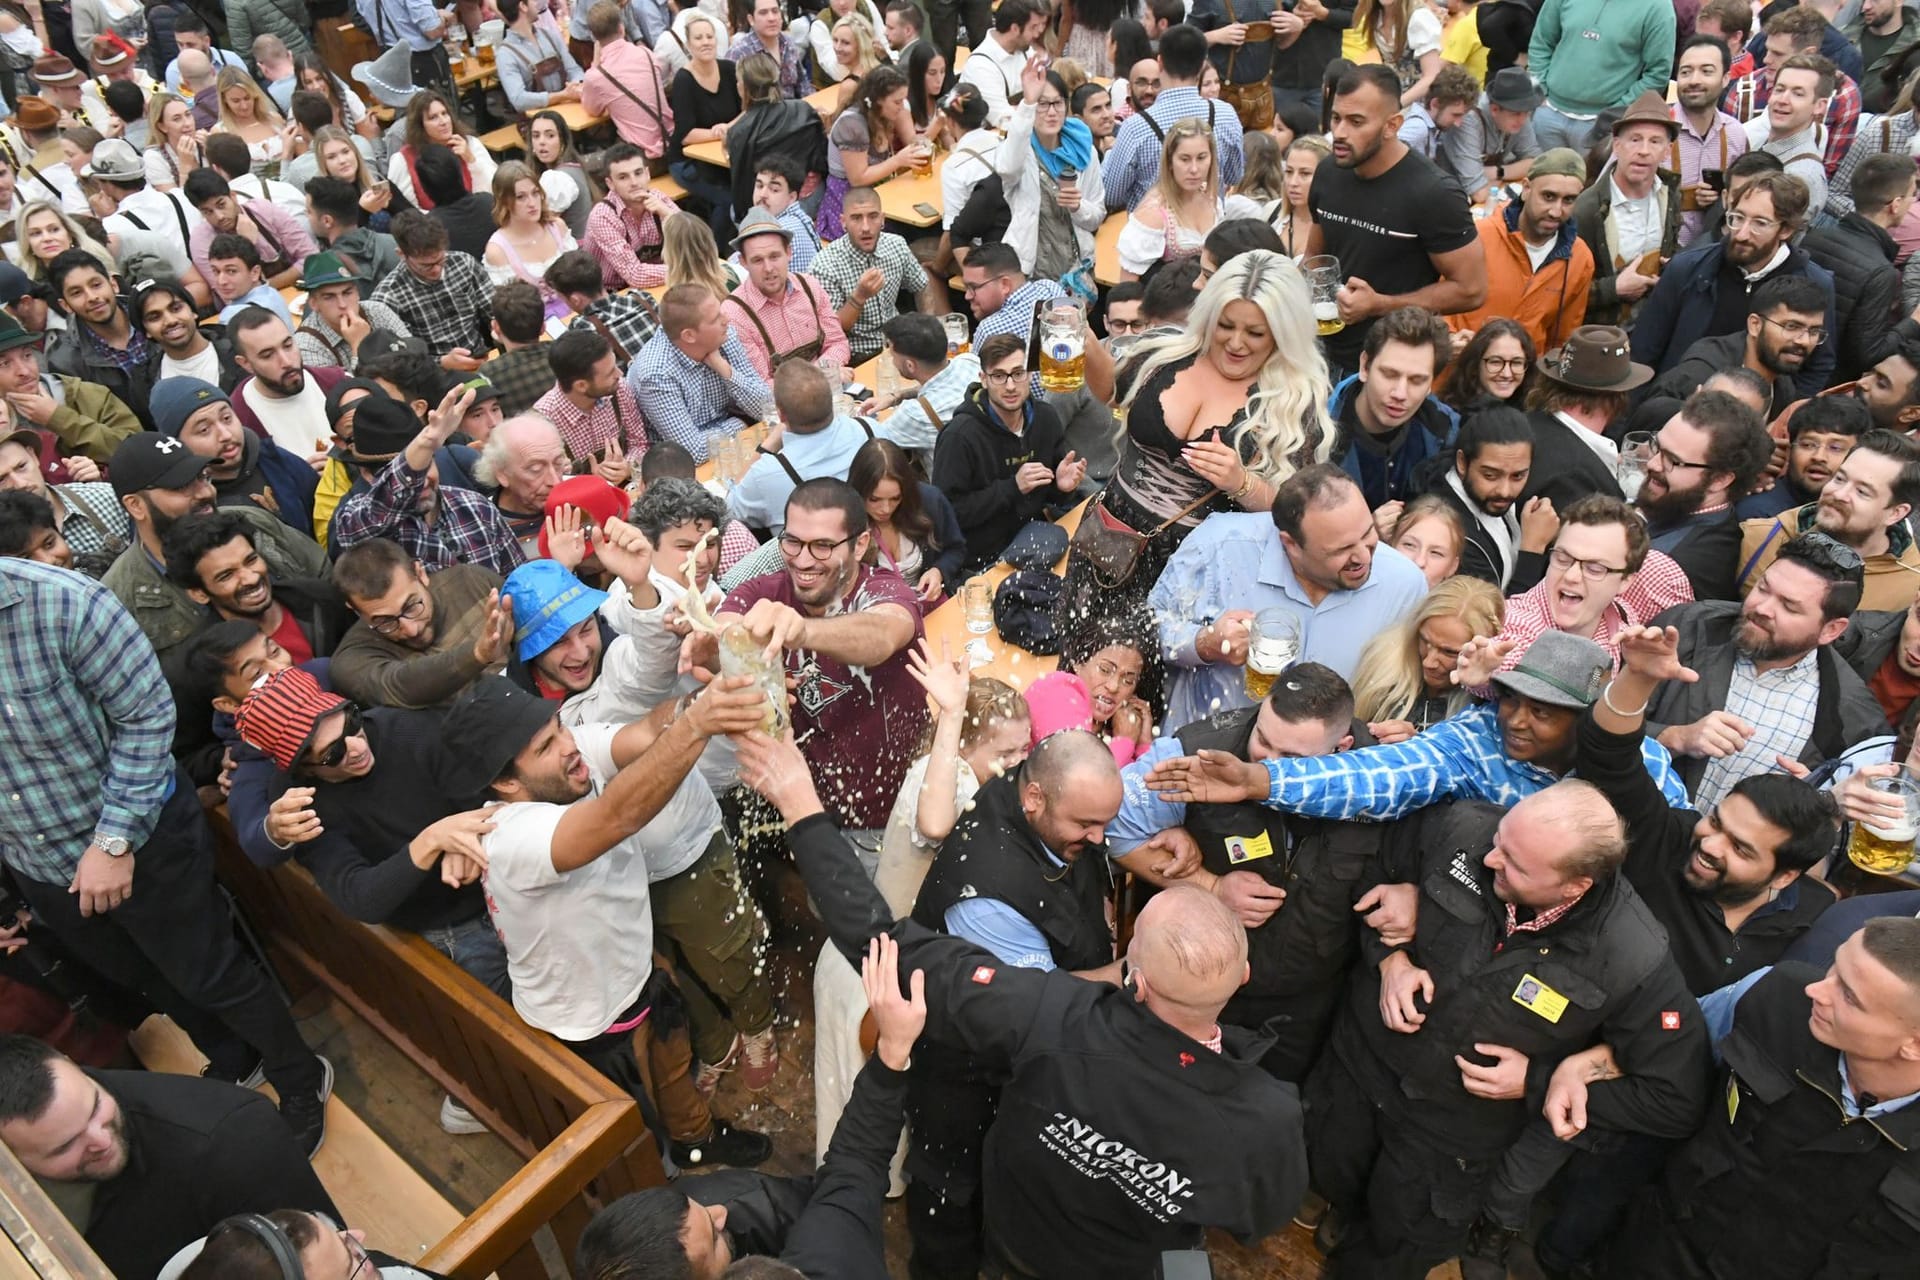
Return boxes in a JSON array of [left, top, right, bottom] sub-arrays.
[[1158, 1252, 1213, 1280], [914, 201, 939, 218], [1702, 167, 1726, 192]]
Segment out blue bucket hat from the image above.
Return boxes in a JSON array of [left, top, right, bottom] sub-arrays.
[[505, 560, 608, 662]]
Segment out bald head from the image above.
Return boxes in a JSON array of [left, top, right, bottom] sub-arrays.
[[1025, 728, 1117, 792], [178, 48, 214, 89], [481, 414, 567, 512], [1019, 730, 1122, 862], [1487, 781, 1627, 910], [1130, 885, 1248, 1014]]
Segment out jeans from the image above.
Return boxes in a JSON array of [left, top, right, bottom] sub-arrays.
[[1533, 103, 1600, 153], [420, 913, 511, 1001], [13, 770, 323, 1100], [1272, 85, 1324, 119]]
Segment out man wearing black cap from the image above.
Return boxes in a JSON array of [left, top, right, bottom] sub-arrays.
[[0, 260, 61, 340], [100, 432, 328, 661], [1438, 67, 1546, 205], [442, 676, 776, 1171], [0, 310, 139, 466], [156, 376, 321, 538], [329, 388, 526, 579]]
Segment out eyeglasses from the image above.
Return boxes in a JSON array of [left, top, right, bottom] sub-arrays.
[[1548, 548, 1629, 579], [1724, 211, 1779, 234], [366, 591, 429, 635], [1648, 440, 1713, 472], [1760, 314, 1828, 343], [302, 705, 364, 773], [778, 532, 855, 560], [1480, 355, 1528, 374], [1035, 96, 1067, 110], [1792, 434, 1856, 460], [1107, 317, 1147, 333], [1795, 529, 1865, 571], [1082, 658, 1140, 692], [984, 366, 1029, 384], [961, 274, 1009, 297]]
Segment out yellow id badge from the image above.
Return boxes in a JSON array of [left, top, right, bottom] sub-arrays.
[[1511, 974, 1569, 1023], [1225, 831, 1275, 864], [1726, 1078, 1740, 1125]]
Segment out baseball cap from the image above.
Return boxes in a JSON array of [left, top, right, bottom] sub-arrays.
[[235, 667, 350, 774], [504, 559, 608, 661], [436, 677, 560, 795], [1489, 630, 1610, 710], [109, 433, 212, 498]]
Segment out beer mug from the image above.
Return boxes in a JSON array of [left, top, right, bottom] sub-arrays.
[[710, 433, 741, 486], [1618, 431, 1654, 504], [1301, 255, 1343, 337], [942, 312, 971, 357], [718, 626, 790, 737], [911, 133, 934, 176], [1039, 298, 1087, 393], [876, 348, 903, 398], [1847, 775, 1920, 875], [963, 578, 995, 635], [1243, 608, 1301, 701]]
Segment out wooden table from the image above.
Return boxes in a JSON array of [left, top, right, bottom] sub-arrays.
[[684, 127, 945, 228], [921, 499, 1085, 689], [1094, 211, 1125, 286]]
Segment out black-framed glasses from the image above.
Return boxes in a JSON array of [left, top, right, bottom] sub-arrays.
[[778, 532, 855, 560], [1035, 95, 1067, 110], [1106, 316, 1147, 333], [984, 366, 1029, 385], [1649, 441, 1713, 472], [342, 1231, 371, 1280], [1760, 314, 1828, 344], [1548, 548, 1629, 579], [962, 274, 1010, 297], [1481, 355, 1528, 374], [366, 591, 428, 635], [302, 705, 364, 774]]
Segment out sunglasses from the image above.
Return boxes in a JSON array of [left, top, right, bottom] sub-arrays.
[[303, 705, 364, 773]]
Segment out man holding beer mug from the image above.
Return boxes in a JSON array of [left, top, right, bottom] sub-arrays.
[[1147, 464, 1428, 730]]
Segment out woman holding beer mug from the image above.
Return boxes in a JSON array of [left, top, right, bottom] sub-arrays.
[[1062, 249, 1332, 628], [1350, 575, 1505, 743], [997, 60, 1108, 279], [820, 63, 925, 238]]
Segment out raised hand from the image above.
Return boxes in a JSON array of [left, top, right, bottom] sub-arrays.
[[471, 590, 514, 667], [863, 932, 927, 1071], [1144, 749, 1267, 803], [593, 516, 655, 589], [906, 636, 969, 716], [1451, 634, 1516, 688], [1614, 624, 1697, 685], [267, 787, 324, 846], [544, 504, 587, 571]]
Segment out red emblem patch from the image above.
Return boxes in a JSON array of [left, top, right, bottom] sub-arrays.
[[1661, 1010, 1681, 1031], [971, 966, 995, 985], [1178, 1052, 1196, 1067]]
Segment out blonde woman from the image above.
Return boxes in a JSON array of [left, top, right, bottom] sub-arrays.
[[484, 161, 579, 320], [1347, 0, 1443, 105], [213, 66, 293, 175], [829, 15, 886, 112], [142, 93, 206, 191], [808, 0, 885, 83], [1273, 136, 1329, 258], [14, 201, 114, 284], [1066, 250, 1332, 623], [1350, 575, 1504, 742], [662, 210, 742, 295], [1117, 118, 1226, 278]]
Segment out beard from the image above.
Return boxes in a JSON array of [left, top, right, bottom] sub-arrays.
[[1734, 618, 1804, 663], [1637, 481, 1708, 528]]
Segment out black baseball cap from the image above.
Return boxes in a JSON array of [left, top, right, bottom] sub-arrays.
[[436, 677, 559, 796], [109, 433, 212, 498]]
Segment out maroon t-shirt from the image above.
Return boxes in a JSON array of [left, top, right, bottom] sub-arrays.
[[723, 564, 927, 830]]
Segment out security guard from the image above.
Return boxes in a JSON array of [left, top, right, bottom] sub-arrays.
[[1306, 781, 1711, 1279], [1111, 662, 1387, 1080]]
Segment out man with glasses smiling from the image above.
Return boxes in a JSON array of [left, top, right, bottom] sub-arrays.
[[1632, 170, 1839, 398], [328, 536, 515, 710], [1644, 275, 1830, 420], [1738, 428, 1920, 612], [1633, 389, 1774, 602]]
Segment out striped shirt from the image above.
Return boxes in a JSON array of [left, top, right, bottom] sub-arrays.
[[0, 559, 177, 883]]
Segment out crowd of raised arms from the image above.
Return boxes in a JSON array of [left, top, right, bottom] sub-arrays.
[[14, 0, 1920, 1276]]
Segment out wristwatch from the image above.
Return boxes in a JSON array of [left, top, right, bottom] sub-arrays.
[[90, 835, 130, 858]]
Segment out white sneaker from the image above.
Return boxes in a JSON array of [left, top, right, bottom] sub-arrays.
[[439, 1095, 488, 1135], [694, 1033, 742, 1097]]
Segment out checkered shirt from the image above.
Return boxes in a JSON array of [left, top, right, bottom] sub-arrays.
[[1724, 65, 1860, 176], [626, 330, 774, 462], [1695, 651, 1822, 810], [292, 299, 413, 372], [725, 30, 807, 98], [567, 291, 661, 366], [331, 454, 528, 579], [1491, 549, 1697, 679], [533, 381, 649, 465], [807, 231, 929, 360], [53, 481, 132, 561], [368, 251, 492, 358], [485, 346, 558, 418]]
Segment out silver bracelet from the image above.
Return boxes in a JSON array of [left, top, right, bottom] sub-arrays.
[[1600, 684, 1650, 718]]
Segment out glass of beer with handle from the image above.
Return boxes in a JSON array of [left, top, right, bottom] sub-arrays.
[[1243, 608, 1302, 700], [1301, 255, 1343, 337], [942, 312, 971, 356], [1848, 773, 1920, 875], [1039, 298, 1087, 393]]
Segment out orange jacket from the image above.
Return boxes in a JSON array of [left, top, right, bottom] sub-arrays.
[[1448, 203, 1595, 356]]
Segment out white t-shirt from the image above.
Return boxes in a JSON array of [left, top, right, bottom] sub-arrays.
[[241, 374, 331, 457], [481, 722, 657, 1041], [1523, 234, 1557, 273], [161, 343, 224, 385], [105, 188, 203, 277]]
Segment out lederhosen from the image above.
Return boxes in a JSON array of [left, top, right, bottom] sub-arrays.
[[580, 310, 632, 366], [501, 28, 571, 123], [1672, 126, 1729, 214], [724, 276, 829, 373]]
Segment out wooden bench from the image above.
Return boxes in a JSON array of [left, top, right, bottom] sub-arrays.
[[203, 815, 667, 1280], [0, 1141, 113, 1280]]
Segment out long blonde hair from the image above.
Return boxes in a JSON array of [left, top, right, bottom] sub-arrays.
[[1121, 250, 1333, 481], [1151, 117, 1217, 216], [311, 125, 374, 192], [214, 65, 285, 133], [663, 210, 732, 297], [1349, 576, 1505, 724], [834, 14, 884, 80], [14, 201, 114, 282]]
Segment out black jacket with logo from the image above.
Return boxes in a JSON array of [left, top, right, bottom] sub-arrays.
[[1616, 962, 1920, 1279], [1334, 800, 1711, 1158], [1177, 710, 1385, 1079], [930, 386, 1070, 573], [790, 812, 1308, 1280]]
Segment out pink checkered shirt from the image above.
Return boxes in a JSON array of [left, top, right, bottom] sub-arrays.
[[1494, 549, 1697, 677], [533, 382, 650, 467]]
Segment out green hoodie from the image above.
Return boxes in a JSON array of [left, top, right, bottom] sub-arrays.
[[1528, 0, 1677, 117]]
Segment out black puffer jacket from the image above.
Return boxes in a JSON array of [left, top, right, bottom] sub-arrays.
[[1800, 212, 1918, 382]]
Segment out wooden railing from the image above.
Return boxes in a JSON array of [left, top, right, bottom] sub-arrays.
[[0, 1141, 113, 1280]]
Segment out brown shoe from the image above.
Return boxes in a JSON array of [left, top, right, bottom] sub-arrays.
[[740, 1027, 779, 1091]]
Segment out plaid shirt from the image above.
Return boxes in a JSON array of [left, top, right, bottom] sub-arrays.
[[485, 346, 557, 418], [84, 320, 150, 375], [583, 195, 677, 292], [1724, 65, 1860, 176], [331, 454, 528, 579], [291, 299, 413, 372], [1827, 110, 1916, 219], [53, 481, 131, 562], [627, 330, 774, 462], [808, 231, 929, 361], [1504, 896, 1581, 939], [533, 381, 649, 465], [1256, 701, 1691, 820], [725, 30, 807, 98], [1491, 549, 1697, 679], [567, 291, 661, 367], [369, 252, 492, 359], [0, 558, 176, 882], [1696, 651, 1822, 810]]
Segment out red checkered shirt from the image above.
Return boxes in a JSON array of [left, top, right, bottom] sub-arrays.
[[533, 382, 650, 467], [1723, 65, 1859, 175], [1491, 548, 1697, 681], [1504, 894, 1582, 939]]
